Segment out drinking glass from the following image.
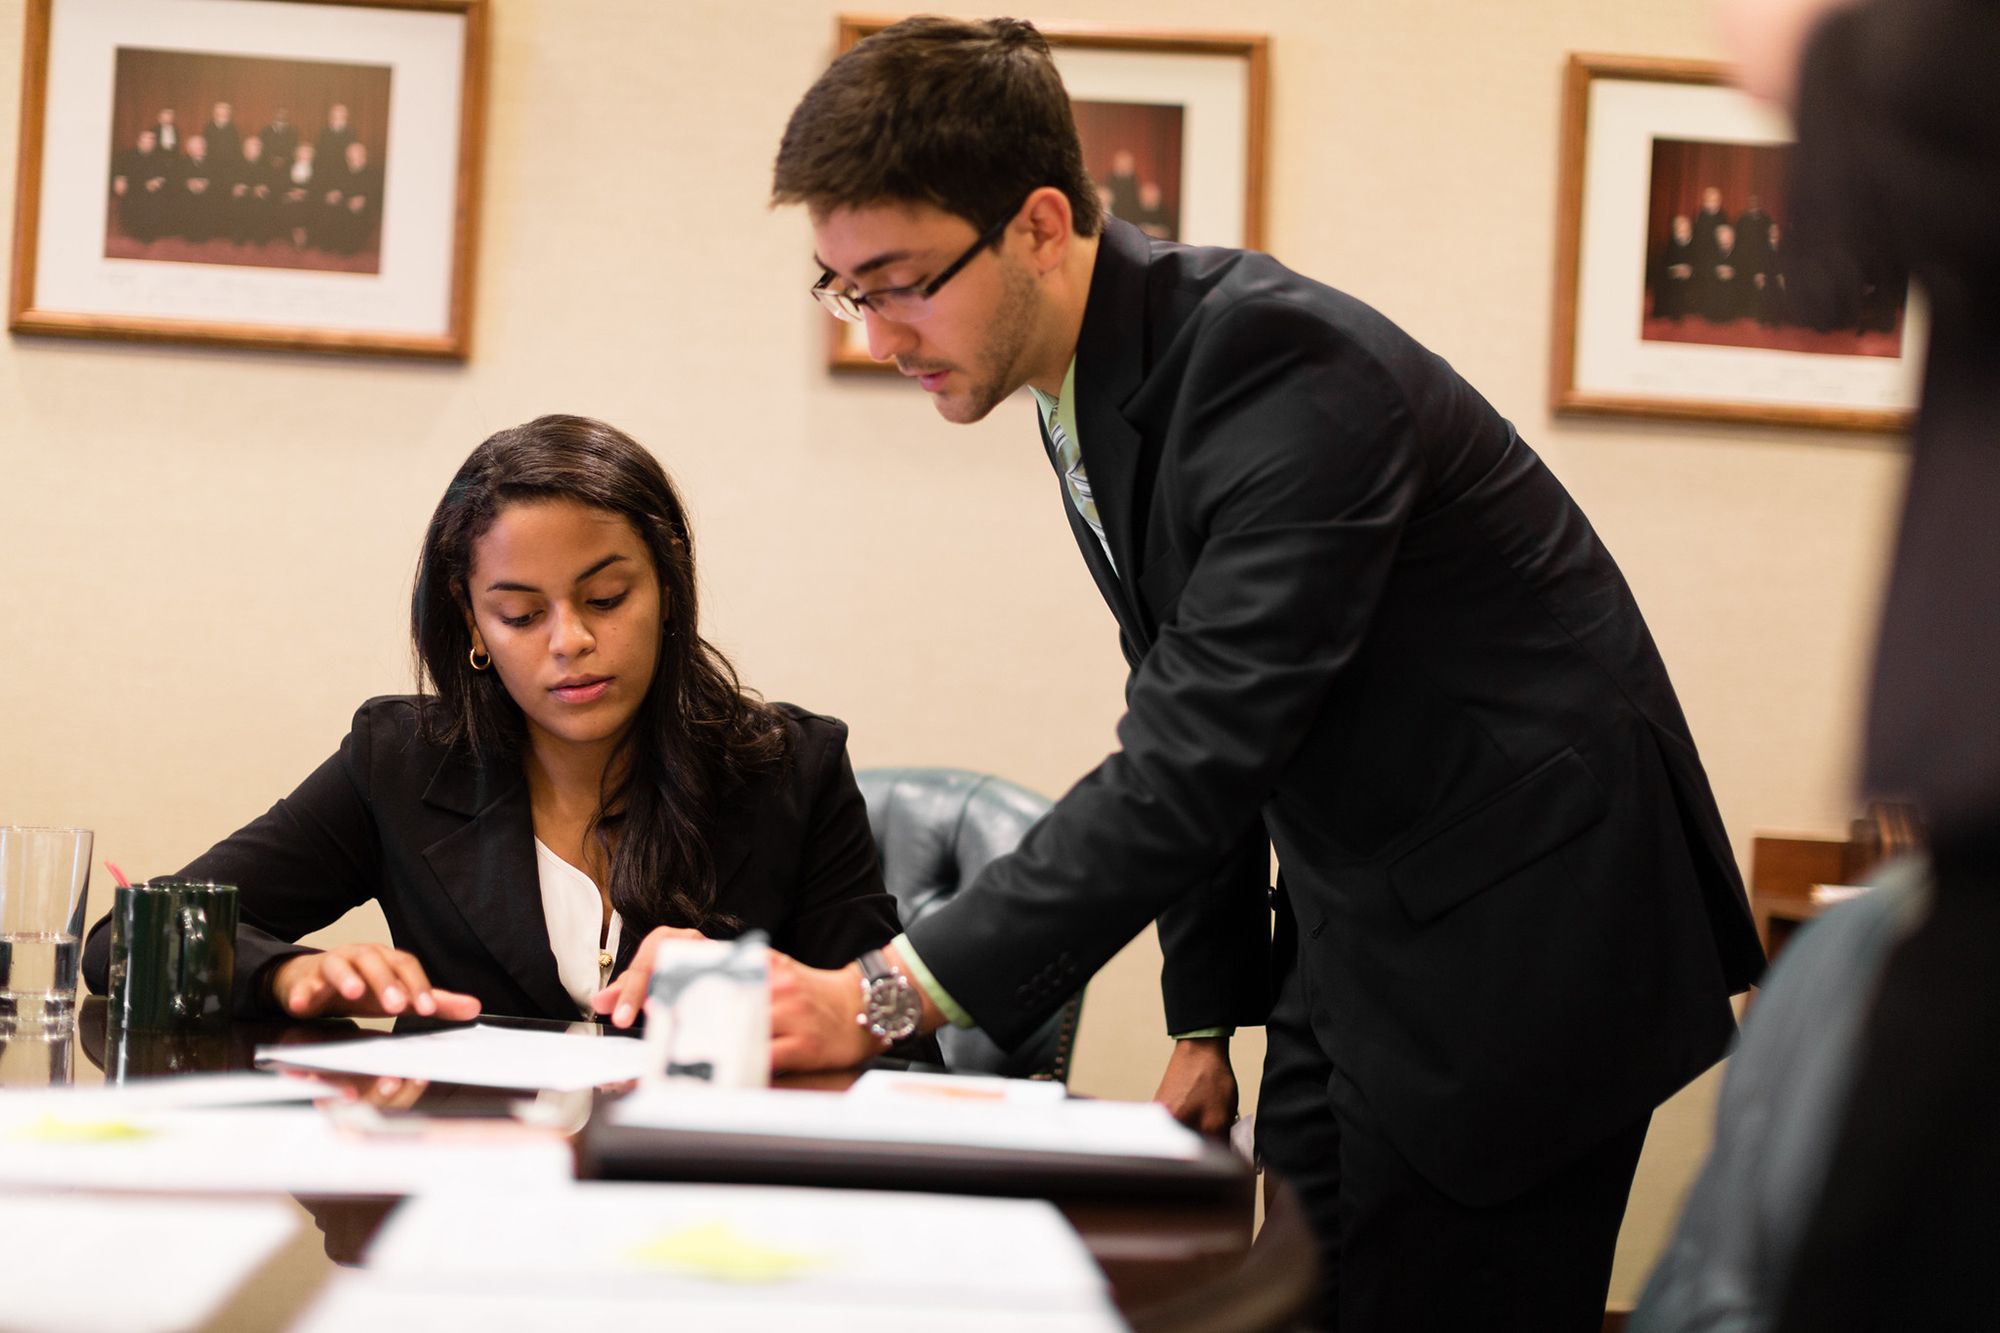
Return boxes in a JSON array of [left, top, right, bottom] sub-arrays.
[[0, 826, 94, 1037]]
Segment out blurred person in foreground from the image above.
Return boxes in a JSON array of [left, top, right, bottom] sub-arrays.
[[1636, 2, 2000, 1329]]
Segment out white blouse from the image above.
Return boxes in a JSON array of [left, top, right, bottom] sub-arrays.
[[534, 838, 624, 1016]]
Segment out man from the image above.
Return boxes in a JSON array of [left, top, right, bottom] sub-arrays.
[[1653, 214, 1699, 321], [261, 107, 298, 168], [227, 134, 277, 247], [1699, 221, 1748, 323], [174, 133, 217, 243], [1691, 184, 1730, 263], [150, 106, 180, 156], [110, 128, 169, 243], [1735, 192, 1775, 273], [764, 19, 1762, 1331], [322, 140, 382, 255], [200, 100, 241, 172], [317, 103, 356, 163], [1753, 221, 1790, 328], [1101, 147, 1141, 221]]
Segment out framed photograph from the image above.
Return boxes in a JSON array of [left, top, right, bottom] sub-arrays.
[[826, 16, 1267, 372], [10, 0, 487, 360], [1549, 54, 1920, 432]]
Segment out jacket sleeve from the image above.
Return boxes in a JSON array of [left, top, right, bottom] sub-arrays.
[[1122, 626, 1274, 1035], [907, 300, 1421, 1047], [766, 716, 904, 970], [81, 702, 387, 1017]]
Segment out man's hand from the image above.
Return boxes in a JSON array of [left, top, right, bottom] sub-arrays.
[[1153, 1036, 1239, 1136], [590, 925, 708, 1028], [768, 952, 880, 1072], [269, 944, 480, 1020]]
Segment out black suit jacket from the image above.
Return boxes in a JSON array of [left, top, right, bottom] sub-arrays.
[[907, 218, 1765, 1205], [82, 697, 907, 1022]]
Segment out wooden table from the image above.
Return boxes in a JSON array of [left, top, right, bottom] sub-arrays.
[[7, 999, 1314, 1332]]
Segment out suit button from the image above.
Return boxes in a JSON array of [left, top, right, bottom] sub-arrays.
[[597, 950, 614, 969]]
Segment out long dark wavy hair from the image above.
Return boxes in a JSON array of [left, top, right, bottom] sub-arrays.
[[411, 414, 787, 932]]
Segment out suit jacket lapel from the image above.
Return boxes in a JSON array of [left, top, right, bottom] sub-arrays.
[[420, 750, 576, 1019], [1071, 217, 1164, 647]]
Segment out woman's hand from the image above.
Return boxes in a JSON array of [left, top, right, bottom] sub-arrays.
[[590, 925, 709, 1028], [269, 945, 480, 1020]]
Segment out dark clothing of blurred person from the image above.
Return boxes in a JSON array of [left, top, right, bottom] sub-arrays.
[[1637, 1, 2000, 1327]]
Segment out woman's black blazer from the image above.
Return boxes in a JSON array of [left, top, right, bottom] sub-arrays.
[[82, 696, 906, 1020]]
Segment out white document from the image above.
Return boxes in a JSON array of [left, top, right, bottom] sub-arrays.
[[255, 1021, 652, 1091], [0, 1102, 573, 1196], [0, 1194, 298, 1333], [2, 1071, 326, 1116], [349, 1181, 1116, 1317], [295, 1276, 1126, 1332], [848, 1068, 1071, 1106], [610, 1084, 1205, 1161]]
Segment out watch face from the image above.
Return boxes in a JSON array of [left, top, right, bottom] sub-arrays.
[[864, 977, 920, 1042]]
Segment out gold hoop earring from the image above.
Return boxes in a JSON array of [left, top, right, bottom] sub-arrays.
[[468, 646, 491, 671]]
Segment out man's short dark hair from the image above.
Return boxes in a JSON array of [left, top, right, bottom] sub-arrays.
[[772, 16, 1103, 237]]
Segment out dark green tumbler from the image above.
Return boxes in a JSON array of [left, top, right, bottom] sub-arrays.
[[106, 879, 238, 1030]]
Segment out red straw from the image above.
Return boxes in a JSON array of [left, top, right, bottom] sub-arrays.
[[105, 860, 132, 888]]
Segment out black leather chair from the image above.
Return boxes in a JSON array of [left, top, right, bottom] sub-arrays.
[[855, 767, 1085, 1083]]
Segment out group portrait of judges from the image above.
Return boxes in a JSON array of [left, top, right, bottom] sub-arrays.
[[1647, 182, 1902, 335], [59, 0, 2000, 1329], [107, 98, 383, 260]]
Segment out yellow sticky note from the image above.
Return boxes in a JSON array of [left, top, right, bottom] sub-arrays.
[[10, 1115, 153, 1144], [624, 1220, 828, 1284]]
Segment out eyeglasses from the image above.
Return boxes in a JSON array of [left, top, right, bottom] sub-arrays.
[[810, 208, 1016, 325]]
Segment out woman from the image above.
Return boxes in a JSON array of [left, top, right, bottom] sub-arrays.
[[83, 415, 905, 1025]]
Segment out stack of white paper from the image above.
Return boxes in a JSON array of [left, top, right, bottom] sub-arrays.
[[0, 1194, 299, 1333], [0, 1090, 573, 1196], [610, 1083, 1206, 1160], [291, 1182, 1124, 1330], [255, 1021, 652, 1091]]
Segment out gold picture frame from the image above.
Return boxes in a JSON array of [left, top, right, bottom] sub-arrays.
[[10, 0, 488, 360], [1549, 53, 1918, 433]]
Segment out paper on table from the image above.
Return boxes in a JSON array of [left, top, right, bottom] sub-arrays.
[[847, 1068, 1070, 1106], [610, 1084, 1206, 1160], [2, 1070, 327, 1115], [295, 1274, 1125, 1333], [256, 1021, 652, 1091], [0, 1102, 574, 1196], [0, 1194, 298, 1333], [297, 1277, 1125, 1332], [353, 1181, 1116, 1316]]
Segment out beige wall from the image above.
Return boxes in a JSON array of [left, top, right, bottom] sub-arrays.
[[0, 0, 1905, 1304]]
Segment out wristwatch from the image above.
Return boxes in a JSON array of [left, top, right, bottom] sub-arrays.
[[856, 949, 921, 1047]]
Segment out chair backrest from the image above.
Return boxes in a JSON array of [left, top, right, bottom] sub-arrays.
[[854, 767, 1084, 1083]]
